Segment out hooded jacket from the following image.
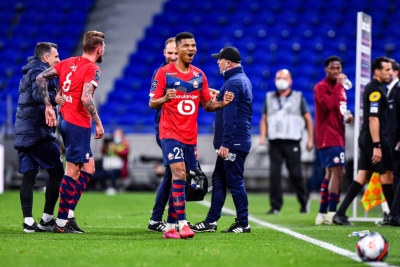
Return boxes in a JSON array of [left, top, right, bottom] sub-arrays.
[[14, 56, 58, 150]]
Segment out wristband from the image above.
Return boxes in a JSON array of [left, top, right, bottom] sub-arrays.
[[373, 142, 381, 148]]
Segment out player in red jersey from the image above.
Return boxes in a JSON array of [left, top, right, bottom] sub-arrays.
[[314, 56, 353, 225], [149, 32, 234, 239], [36, 31, 105, 233]]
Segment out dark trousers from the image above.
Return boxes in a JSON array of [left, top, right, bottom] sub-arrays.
[[206, 148, 249, 227], [393, 152, 400, 191], [269, 140, 307, 211], [150, 134, 172, 221]]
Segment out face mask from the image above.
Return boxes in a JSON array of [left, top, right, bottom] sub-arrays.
[[113, 137, 122, 144], [275, 79, 290, 91]]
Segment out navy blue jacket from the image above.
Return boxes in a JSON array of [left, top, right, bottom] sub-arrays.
[[14, 57, 58, 150], [151, 62, 167, 135], [213, 66, 253, 153]]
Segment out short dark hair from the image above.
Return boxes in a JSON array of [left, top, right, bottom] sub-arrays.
[[389, 58, 400, 72], [83, 30, 105, 53], [371, 56, 391, 73], [175, 32, 194, 46], [34, 42, 58, 60], [324, 56, 342, 67]]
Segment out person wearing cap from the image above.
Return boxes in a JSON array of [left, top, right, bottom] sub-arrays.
[[191, 46, 253, 233], [259, 69, 313, 216]]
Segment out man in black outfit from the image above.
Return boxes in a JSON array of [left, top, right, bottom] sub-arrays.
[[384, 59, 400, 226], [14, 42, 64, 232], [333, 57, 394, 226]]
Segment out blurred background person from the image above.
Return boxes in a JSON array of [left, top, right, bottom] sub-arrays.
[[314, 56, 353, 225], [101, 128, 130, 195], [259, 69, 313, 215]]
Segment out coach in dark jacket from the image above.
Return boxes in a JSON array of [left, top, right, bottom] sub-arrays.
[[191, 46, 253, 233], [14, 55, 58, 150], [14, 42, 65, 233]]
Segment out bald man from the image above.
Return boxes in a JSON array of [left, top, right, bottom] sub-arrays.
[[259, 69, 314, 215]]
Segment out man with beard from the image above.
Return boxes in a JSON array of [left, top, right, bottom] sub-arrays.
[[333, 57, 395, 226], [149, 32, 234, 239], [36, 31, 106, 233]]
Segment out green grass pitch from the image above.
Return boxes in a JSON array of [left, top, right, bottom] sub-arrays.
[[0, 191, 399, 267]]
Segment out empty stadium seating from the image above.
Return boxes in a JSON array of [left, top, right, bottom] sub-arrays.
[[100, 0, 395, 133]]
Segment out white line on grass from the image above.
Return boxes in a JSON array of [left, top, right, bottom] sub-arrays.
[[198, 200, 397, 267]]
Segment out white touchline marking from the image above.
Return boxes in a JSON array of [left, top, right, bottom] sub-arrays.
[[198, 200, 397, 267]]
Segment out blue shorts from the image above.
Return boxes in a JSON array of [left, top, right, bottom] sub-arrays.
[[18, 140, 63, 173], [160, 139, 197, 169], [318, 146, 346, 168], [59, 115, 92, 163]]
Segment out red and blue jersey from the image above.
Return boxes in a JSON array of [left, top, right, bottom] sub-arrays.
[[149, 63, 211, 145], [54, 56, 101, 128]]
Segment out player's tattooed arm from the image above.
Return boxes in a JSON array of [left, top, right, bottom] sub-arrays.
[[36, 67, 59, 107], [202, 91, 235, 112], [81, 82, 102, 125]]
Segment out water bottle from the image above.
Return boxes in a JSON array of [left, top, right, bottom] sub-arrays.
[[225, 152, 236, 162], [348, 230, 370, 237], [343, 79, 353, 90]]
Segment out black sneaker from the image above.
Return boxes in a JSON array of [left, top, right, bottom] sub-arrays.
[[67, 217, 84, 233], [52, 223, 82, 233], [390, 215, 400, 226], [266, 209, 280, 215], [191, 221, 217, 232], [221, 219, 250, 233], [187, 221, 193, 227], [22, 222, 37, 233], [148, 220, 166, 232], [37, 218, 56, 232], [332, 214, 354, 226]]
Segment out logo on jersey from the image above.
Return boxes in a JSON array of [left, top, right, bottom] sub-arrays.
[[370, 102, 378, 113], [168, 153, 174, 160], [174, 81, 180, 86], [369, 91, 381, 102], [193, 71, 200, 77], [70, 64, 77, 72], [177, 100, 196, 115], [193, 80, 199, 89], [151, 80, 158, 91], [94, 70, 100, 81]]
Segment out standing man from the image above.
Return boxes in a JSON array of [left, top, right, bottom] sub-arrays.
[[148, 37, 178, 232], [36, 31, 106, 233], [333, 57, 394, 226], [382, 59, 400, 225], [149, 32, 234, 239], [259, 69, 313, 215], [314, 56, 353, 225], [14, 42, 64, 232], [191, 46, 253, 233]]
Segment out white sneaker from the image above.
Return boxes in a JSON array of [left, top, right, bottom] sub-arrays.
[[315, 213, 327, 225], [324, 212, 336, 225]]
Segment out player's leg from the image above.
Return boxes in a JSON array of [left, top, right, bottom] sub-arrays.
[[283, 141, 308, 213], [149, 133, 171, 231], [149, 165, 171, 232], [27, 140, 64, 232], [315, 165, 331, 224], [222, 149, 250, 233], [389, 155, 400, 223], [18, 150, 39, 232], [192, 156, 226, 233], [268, 142, 283, 214], [52, 115, 86, 233]]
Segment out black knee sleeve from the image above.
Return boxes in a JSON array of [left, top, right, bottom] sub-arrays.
[[20, 170, 38, 218]]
